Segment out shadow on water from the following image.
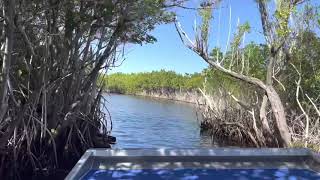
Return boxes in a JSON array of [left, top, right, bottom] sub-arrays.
[[82, 168, 320, 180]]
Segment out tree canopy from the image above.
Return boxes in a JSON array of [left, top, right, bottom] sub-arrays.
[[101, 70, 204, 94], [0, 0, 182, 178], [176, 0, 320, 147]]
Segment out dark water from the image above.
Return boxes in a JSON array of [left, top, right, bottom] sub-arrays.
[[105, 94, 213, 148], [82, 168, 320, 180]]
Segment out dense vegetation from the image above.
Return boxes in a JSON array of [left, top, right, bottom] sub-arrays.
[[177, 0, 320, 148], [101, 70, 203, 94], [1, 0, 320, 178], [0, 0, 182, 179]]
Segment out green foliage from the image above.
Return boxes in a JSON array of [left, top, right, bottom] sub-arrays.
[[204, 30, 320, 112], [275, 1, 293, 37], [102, 70, 204, 94], [0, 0, 185, 178], [231, 22, 251, 50], [316, 6, 320, 27], [243, 43, 268, 80], [210, 42, 268, 80], [283, 31, 320, 105], [211, 47, 223, 60], [199, 1, 213, 43], [102, 41, 270, 98]]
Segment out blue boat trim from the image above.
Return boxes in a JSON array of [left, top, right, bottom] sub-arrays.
[[65, 148, 320, 180]]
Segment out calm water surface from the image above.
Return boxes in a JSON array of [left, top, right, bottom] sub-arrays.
[[105, 94, 213, 148]]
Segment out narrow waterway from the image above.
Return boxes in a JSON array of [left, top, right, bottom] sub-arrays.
[[105, 94, 214, 148]]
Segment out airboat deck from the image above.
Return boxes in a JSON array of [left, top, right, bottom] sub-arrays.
[[65, 148, 320, 179]]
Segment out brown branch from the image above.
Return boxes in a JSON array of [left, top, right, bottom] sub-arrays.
[[220, 122, 260, 147]]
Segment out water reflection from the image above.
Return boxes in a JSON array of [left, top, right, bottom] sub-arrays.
[[104, 94, 214, 148]]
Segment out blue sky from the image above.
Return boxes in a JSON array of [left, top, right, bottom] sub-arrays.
[[109, 0, 319, 74]]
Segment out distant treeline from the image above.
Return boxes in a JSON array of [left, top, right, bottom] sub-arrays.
[[100, 70, 204, 94]]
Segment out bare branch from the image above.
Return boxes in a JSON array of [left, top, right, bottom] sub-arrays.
[[305, 94, 320, 117]]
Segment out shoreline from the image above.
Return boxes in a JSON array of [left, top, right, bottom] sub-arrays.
[[135, 93, 197, 104], [105, 91, 205, 105]]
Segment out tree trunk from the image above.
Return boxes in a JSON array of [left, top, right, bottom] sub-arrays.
[[257, 0, 291, 146], [259, 96, 272, 135], [259, 55, 274, 143], [0, 0, 14, 122], [265, 85, 291, 146], [211, 57, 291, 147], [175, 7, 292, 146], [204, 57, 291, 147]]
